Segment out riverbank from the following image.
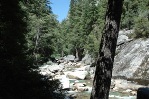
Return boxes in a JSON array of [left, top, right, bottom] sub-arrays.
[[39, 55, 148, 99]]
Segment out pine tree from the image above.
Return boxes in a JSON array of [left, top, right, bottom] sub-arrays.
[[65, 0, 102, 60], [133, 0, 149, 38], [22, 0, 59, 65], [90, 0, 124, 99], [121, 0, 139, 29]]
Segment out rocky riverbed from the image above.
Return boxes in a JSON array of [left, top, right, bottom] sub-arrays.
[[39, 54, 148, 99]]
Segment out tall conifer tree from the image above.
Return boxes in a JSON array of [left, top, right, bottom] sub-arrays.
[[90, 0, 124, 99]]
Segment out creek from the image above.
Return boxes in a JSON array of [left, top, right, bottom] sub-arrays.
[[69, 79, 136, 99]]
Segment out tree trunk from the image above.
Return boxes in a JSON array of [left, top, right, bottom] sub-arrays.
[[34, 26, 40, 65], [90, 0, 123, 99], [61, 50, 64, 57], [75, 47, 84, 61]]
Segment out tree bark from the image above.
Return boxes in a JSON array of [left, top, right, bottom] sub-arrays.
[[90, 0, 123, 99], [75, 47, 84, 61]]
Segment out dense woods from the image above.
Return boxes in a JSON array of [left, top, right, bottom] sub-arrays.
[[0, 0, 63, 99], [54, 0, 149, 60], [0, 0, 149, 99]]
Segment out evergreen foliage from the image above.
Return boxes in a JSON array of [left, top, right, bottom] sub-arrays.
[[0, 0, 64, 99], [133, 16, 149, 38], [21, 0, 59, 65], [133, 0, 149, 38], [54, 0, 104, 59], [121, 0, 139, 29], [121, 0, 149, 38]]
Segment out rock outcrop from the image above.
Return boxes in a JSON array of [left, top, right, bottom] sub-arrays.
[[113, 30, 149, 80]]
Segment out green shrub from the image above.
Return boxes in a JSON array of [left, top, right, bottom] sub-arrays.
[[133, 17, 149, 38]]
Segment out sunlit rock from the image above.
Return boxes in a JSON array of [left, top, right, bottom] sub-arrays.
[[66, 71, 88, 80]]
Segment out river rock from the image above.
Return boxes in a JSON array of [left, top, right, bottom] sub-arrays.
[[112, 79, 145, 91], [75, 62, 84, 68], [75, 66, 89, 71], [73, 86, 88, 92], [110, 79, 115, 89], [131, 91, 137, 95], [72, 82, 88, 92], [64, 55, 75, 62], [66, 71, 88, 80], [59, 75, 70, 89], [73, 81, 87, 87], [39, 64, 64, 75]]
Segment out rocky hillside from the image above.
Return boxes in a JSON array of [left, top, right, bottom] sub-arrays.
[[113, 30, 149, 80]]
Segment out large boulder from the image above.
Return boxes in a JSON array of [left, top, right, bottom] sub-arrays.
[[81, 54, 93, 65], [63, 55, 75, 62], [59, 75, 70, 89], [113, 38, 149, 79], [117, 30, 133, 45], [112, 79, 144, 91], [39, 64, 64, 75], [65, 71, 88, 80]]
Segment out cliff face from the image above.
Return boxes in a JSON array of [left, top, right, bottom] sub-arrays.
[[113, 30, 149, 80]]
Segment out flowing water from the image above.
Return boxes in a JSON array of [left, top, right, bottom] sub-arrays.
[[69, 79, 136, 99]]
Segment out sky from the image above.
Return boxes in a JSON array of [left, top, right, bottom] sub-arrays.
[[49, 0, 70, 22]]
